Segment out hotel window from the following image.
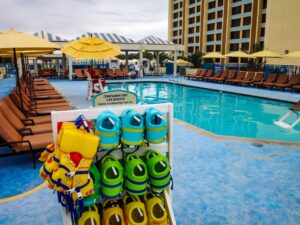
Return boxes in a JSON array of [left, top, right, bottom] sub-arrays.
[[217, 10, 223, 18], [173, 12, 178, 19], [178, 39, 182, 44], [173, 21, 178, 27], [189, 17, 195, 24], [244, 3, 252, 13], [196, 16, 200, 23], [179, 11, 183, 17], [179, 20, 183, 26], [190, 0, 195, 4], [173, 31, 178, 36], [180, 2, 183, 7], [231, 18, 241, 27], [216, 33, 222, 41], [262, 0, 267, 9], [208, 12, 215, 20], [196, 26, 200, 32], [207, 45, 214, 52], [188, 47, 194, 53], [189, 27, 194, 34], [232, 6, 242, 15], [188, 37, 194, 43], [173, 39, 178, 44], [217, 22, 222, 29], [243, 17, 251, 25], [261, 14, 266, 23], [230, 43, 239, 51], [208, 1, 216, 9], [261, 27, 265, 36], [196, 36, 200, 43], [197, 6, 200, 12], [174, 3, 179, 10], [218, 0, 223, 7], [242, 30, 250, 38], [241, 42, 249, 51], [215, 45, 221, 52], [189, 7, 195, 14], [179, 30, 182, 35], [232, 0, 241, 3], [207, 34, 214, 42], [207, 23, 215, 31], [195, 46, 200, 51], [230, 31, 240, 39]]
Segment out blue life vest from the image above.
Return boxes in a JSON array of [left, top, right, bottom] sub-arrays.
[[121, 109, 144, 146], [145, 108, 166, 144], [95, 111, 121, 150]]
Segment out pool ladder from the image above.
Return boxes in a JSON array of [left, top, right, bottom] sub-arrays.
[[169, 74, 183, 84]]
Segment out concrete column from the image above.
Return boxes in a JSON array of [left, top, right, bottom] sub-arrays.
[[139, 48, 143, 77], [156, 51, 160, 75], [125, 51, 129, 69], [68, 57, 73, 80], [62, 53, 67, 72], [34, 59, 38, 75], [173, 50, 177, 76]]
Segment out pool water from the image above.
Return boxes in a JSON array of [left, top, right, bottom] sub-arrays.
[[106, 82, 300, 142]]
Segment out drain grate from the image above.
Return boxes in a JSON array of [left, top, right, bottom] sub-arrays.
[[252, 143, 264, 148]]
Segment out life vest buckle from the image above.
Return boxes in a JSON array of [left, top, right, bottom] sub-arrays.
[[77, 192, 83, 200], [67, 171, 76, 178], [66, 187, 76, 195]]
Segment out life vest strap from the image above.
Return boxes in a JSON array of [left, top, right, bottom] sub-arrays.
[[59, 164, 70, 173], [122, 127, 144, 133], [43, 165, 52, 176], [126, 186, 148, 194], [100, 180, 123, 188], [53, 156, 59, 162], [125, 176, 148, 185], [146, 126, 166, 132]]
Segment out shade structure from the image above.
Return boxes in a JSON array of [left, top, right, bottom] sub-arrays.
[[61, 36, 120, 59], [176, 59, 192, 65], [202, 52, 225, 59], [250, 50, 282, 58], [225, 50, 253, 58], [285, 50, 300, 58], [0, 49, 54, 57]]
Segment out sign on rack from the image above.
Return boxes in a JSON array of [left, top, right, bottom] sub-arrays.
[[92, 90, 137, 107]]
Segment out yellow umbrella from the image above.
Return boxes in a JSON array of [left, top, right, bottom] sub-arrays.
[[225, 50, 253, 58], [176, 59, 192, 66], [250, 50, 282, 58], [0, 49, 55, 57], [285, 50, 300, 58], [61, 36, 120, 59], [202, 52, 225, 59]]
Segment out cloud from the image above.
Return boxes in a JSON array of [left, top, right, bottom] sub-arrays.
[[0, 0, 169, 41]]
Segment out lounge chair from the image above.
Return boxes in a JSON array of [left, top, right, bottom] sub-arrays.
[[115, 69, 126, 79], [265, 74, 289, 89], [60, 70, 69, 79], [123, 68, 132, 79], [237, 72, 255, 85], [253, 73, 277, 87], [74, 69, 85, 80], [201, 70, 213, 81], [223, 70, 236, 83], [227, 71, 247, 84], [206, 70, 222, 81], [0, 111, 52, 168], [276, 74, 300, 91], [3, 96, 51, 125], [107, 69, 118, 79], [186, 69, 201, 79], [210, 70, 230, 82], [192, 69, 207, 80], [0, 101, 52, 134], [94, 68, 103, 77]]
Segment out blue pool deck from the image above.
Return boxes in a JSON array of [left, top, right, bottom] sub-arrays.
[[0, 78, 300, 225]]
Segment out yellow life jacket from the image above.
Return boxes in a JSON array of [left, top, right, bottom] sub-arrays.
[[39, 143, 55, 162], [51, 122, 100, 201], [102, 199, 125, 225]]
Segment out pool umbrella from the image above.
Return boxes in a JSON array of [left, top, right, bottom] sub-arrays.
[[284, 50, 300, 58], [0, 29, 59, 109], [176, 59, 192, 66], [61, 35, 120, 59], [202, 52, 225, 70], [225, 50, 254, 70], [250, 49, 282, 70]]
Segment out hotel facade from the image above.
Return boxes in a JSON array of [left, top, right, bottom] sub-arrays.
[[168, 0, 300, 65]]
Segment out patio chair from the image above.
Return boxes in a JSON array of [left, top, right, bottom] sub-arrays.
[[0, 111, 52, 168], [0, 101, 52, 135], [238, 72, 255, 85], [222, 70, 236, 83], [123, 68, 132, 79], [276, 74, 300, 91], [265, 74, 289, 89], [206, 70, 222, 81], [107, 69, 118, 79], [202, 69, 213, 81], [193, 69, 207, 80], [210, 70, 229, 82], [115, 68, 126, 79], [253, 73, 277, 87], [3, 96, 51, 125], [74, 69, 85, 80], [186, 69, 201, 79], [227, 71, 247, 84]]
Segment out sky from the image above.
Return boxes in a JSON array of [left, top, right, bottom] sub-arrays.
[[0, 0, 169, 41]]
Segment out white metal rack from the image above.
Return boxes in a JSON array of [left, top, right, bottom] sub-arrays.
[[51, 103, 176, 225]]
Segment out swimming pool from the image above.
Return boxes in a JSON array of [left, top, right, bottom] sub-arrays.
[[106, 82, 300, 143]]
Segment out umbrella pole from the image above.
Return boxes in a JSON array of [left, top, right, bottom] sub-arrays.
[[13, 48, 23, 111]]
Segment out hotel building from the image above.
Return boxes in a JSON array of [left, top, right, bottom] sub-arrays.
[[168, 0, 268, 62]]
